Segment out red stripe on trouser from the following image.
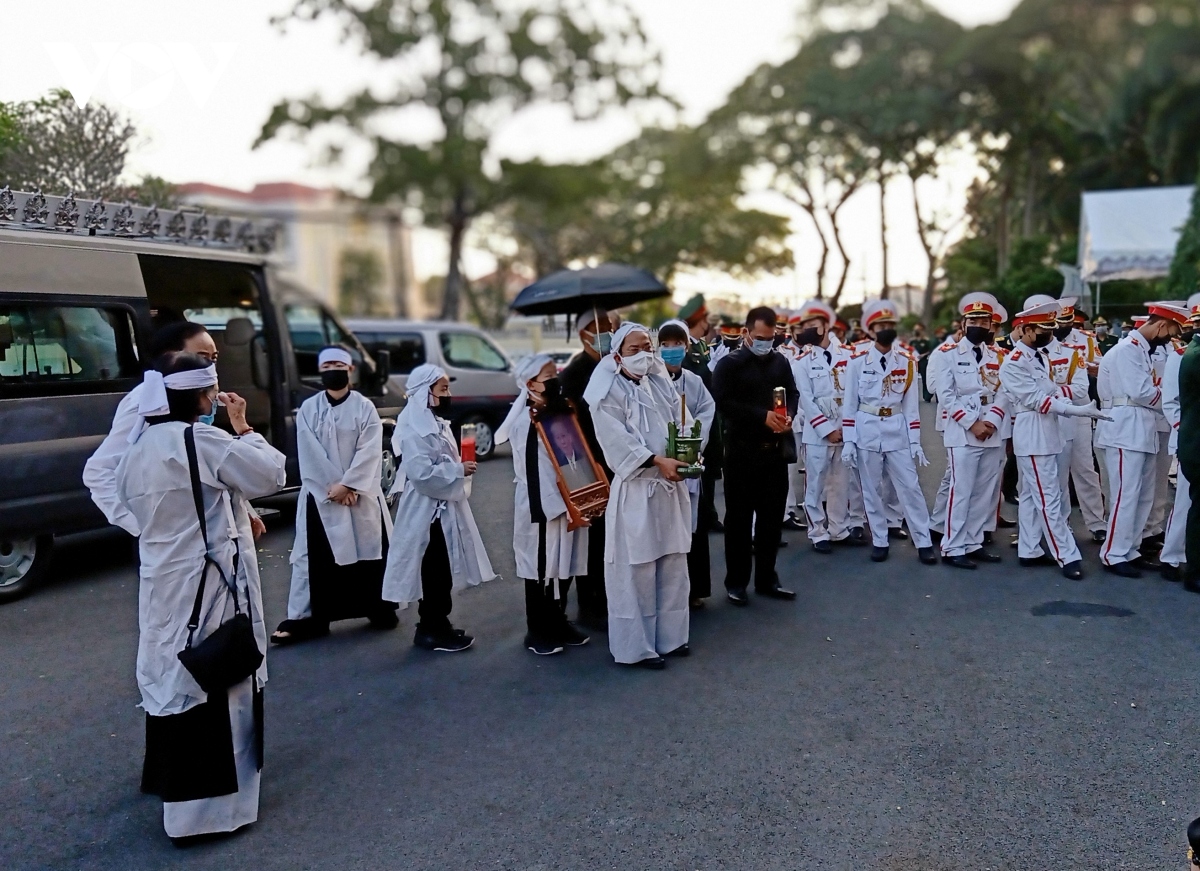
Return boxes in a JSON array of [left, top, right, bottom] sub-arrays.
[[1101, 449, 1123, 564], [943, 450, 955, 555], [1030, 456, 1062, 563]]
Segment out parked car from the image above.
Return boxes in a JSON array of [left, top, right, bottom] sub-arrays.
[[345, 319, 519, 461], [0, 189, 401, 602]]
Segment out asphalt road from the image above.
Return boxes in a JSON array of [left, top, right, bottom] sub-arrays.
[[4, 402, 1199, 870]]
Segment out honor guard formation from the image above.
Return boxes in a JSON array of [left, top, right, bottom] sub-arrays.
[[82, 288, 1200, 841]]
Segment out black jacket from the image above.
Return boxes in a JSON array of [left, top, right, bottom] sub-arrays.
[[711, 347, 799, 460]]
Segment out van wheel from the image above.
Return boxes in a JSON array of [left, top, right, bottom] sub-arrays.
[[0, 535, 52, 603], [462, 416, 496, 461], [381, 425, 399, 508]]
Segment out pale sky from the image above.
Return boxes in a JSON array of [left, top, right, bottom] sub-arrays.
[[0, 0, 1021, 307]]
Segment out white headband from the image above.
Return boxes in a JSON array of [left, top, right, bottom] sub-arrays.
[[318, 347, 353, 367], [129, 365, 219, 443]]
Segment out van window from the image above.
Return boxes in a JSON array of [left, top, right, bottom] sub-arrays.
[[440, 332, 508, 372], [360, 332, 425, 375], [285, 304, 353, 379], [0, 304, 139, 395]]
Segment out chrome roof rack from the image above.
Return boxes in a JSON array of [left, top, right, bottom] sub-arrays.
[[0, 186, 282, 253]]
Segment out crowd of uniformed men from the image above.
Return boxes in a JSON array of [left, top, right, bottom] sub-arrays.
[[80, 286, 1200, 841]]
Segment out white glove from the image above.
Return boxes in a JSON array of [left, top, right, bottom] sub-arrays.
[[841, 446, 857, 468], [1060, 403, 1111, 421], [911, 445, 929, 466], [817, 396, 838, 419]]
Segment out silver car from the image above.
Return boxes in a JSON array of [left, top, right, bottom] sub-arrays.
[[345, 319, 519, 460]]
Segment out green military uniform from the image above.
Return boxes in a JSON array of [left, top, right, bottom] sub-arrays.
[[678, 293, 723, 529], [1176, 335, 1200, 591]]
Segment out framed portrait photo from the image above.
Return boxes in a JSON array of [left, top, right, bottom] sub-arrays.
[[535, 409, 609, 531]]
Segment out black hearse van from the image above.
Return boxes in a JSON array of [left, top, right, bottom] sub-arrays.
[[0, 189, 399, 601]]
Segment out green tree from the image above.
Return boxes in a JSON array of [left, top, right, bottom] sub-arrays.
[[338, 248, 387, 316], [1166, 171, 1200, 298], [0, 89, 135, 199], [258, 0, 667, 321]]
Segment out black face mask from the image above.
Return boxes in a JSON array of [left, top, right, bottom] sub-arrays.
[[1182, 330, 1195, 345], [986, 330, 996, 344], [1053, 325, 1072, 341], [535, 376, 563, 404], [433, 395, 452, 417], [795, 328, 823, 347], [1149, 331, 1179, 349], [320, 369, 350, 391], [723, 337, 741, 350], [1032, 332, 1053, 349], [772, 334, 788, 348], [964, 326, 990, 346], [874, 328, 897, 348]]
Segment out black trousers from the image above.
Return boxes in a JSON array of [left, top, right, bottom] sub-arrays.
[[688, 526, 711, 599], [1180, 462, 1200, 577], [417, 519, 454, 635], [525, 578, 571, 640], [723, 450, 789, 591], [700, 461, 721, 527], [562, 515, 608, 622]]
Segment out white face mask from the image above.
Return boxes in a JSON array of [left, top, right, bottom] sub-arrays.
[[621, 351, 654, 378]]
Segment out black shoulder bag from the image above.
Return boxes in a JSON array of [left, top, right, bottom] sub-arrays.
[[176, 425, 264, 694]]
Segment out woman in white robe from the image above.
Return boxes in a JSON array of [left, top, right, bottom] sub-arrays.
[[584, 323, 694, 669], [382, 364, 495, 652], [273, 347, 396, 644], [497, 355, 591, 656], [115, 352, 286, 841], [657, 320, 716, 608]]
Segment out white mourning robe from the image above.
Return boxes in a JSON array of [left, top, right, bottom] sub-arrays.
[[116, 422, 286, 838], [83, 384, 146, 536], [382, 419, 495, 605], [590, 369, 692, 663], [287, 391, 394, 620], [509, 409, 588, 582]]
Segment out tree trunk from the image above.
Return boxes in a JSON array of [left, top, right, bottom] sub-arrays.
[[829, 202, 853, 307], [996, 180, 1010, 277], [911, 173, 937, 324], [1021, 155, 1037, 239], [879, 174, 890, 299], [386, 212, 412, 318], [440, 193, 468, 321]]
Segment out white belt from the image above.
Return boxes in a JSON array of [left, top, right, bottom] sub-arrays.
[[858, 404, 897, 418], [1102, 397, 1133, 408]]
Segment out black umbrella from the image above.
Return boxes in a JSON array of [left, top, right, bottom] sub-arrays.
[[510, 263, 669, 316]]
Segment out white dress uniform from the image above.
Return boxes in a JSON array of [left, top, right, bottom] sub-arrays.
[[116, 419, 287, 839], [286, 390, 393, 621], [1094, 331, 1166, 566], [926, 338, 955, 534], [841, 345, 933, 549], [935, 336, 1010, 557], [1059, 326, 1107, 532], [1143, 343, 1174, 538], [794, 336, 864, 542], [585, 325, 693, 664], [998, 341, 1083, 566], [1043, 337, 1092, 529], [1160, 342, 1189, 568]]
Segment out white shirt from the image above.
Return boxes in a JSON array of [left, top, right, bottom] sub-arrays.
[[1094, 332, 1162, 453], [934, 337, 1009, 449], [792, 339, 854, 446], [841, 346, 922, 453]]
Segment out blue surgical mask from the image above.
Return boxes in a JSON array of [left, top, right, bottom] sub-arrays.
[[199, 395, 217, 426], [590, 332, 613, 355], [748, 338, 774, 357], [659, 346, 687, 367]]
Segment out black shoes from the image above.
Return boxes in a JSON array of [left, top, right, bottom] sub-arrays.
[[812, 539, 833, 554], [630, 656, 666, 670], [871, 546, 889, 562], [1103, 562, 1142, 579], [782, 514, 806, 531], [1091, 530, 1107, 544], [414, 628, 475, 652], [727, 588, 749, 607], [558, 623, 591, 646], [1161, 563, 1183, 582], [1019, 555, 1058, 568], [942, 555, 977, 570], [918, 547, 938, 565], [995, 516, 1017, 529], [847, 527, 867, 545], [967, 549, 1002, 563], [664, 643, 690, 658], [1062, 560, 1084, 580], [888, 526, 909, 541], [755, 584, 797, 601], [1135, 554, 1162, 570], [525, 634, 565, 656]]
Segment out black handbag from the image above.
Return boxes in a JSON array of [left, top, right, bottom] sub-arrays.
[[176, 425, 264, 694]]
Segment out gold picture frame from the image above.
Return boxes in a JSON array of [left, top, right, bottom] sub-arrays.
[[534, 409, 610, 532]]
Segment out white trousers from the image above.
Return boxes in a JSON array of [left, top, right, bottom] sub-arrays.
[[605, 553, 690, 664], [883, 475, 904, 527], [855, 447, 932, 549], [930, 465, 951, 534], [1144, 431, 1173, 537], [163, 677, 261, 838], [1017, 454, 1082, 565], [984, 448, 1007, 533], [1064, 429, 1106, 532], [1100, 447, 1157, 565], [942, 445, 1004, 557], [802, 442, 864, 542], [1161, 465, 1191, 567]]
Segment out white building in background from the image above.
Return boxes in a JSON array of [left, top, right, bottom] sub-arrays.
[[177, 182, 424, 318]]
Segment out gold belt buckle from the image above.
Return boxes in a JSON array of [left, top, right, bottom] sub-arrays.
[[878, 407, 893, 418]]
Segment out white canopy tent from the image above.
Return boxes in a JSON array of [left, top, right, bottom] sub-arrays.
[[1078, 185, 1194, 283]]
